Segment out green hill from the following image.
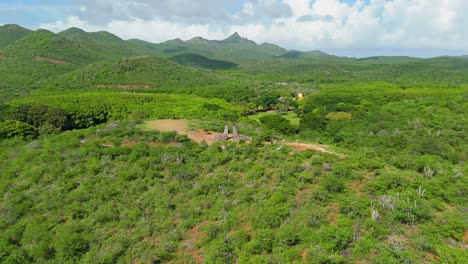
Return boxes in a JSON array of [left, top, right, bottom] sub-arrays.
[[59, 27, 159, 57], [156, 38, 210, 56], [241, 60, 468, 83], [424, 56, 468, 71], [0, 29, 112, 92], [155, 33, 287, 63], [50, 56, 224, 89], [356, 56, 422, 64], [170, 53, 238, 70], [274, 51, 303, 59], [0, 24, 31, 48], [2, 29, 108, 65], [126, 39, 161, 54]]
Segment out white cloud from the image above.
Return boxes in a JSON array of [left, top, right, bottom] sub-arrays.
[[39, 0, 468, 53]]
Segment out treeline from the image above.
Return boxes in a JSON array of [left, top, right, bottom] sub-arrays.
[[0, 93, 241, 139], [240, 62, 468, 84]]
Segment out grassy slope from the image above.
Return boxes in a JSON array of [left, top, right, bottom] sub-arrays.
[[249, 112, 301, 126], [0, 24, 31, 49], [0, 29, 105, 95], [47, 56, 225, 89], [59, 27, 160, 57], [169, 53, 238, 70], [2, 29, 110, 65], [153, 33, 287, 64]]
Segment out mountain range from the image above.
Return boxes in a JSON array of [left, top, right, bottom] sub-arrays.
[[1, 24, 467, 91], [3, 24, 466, 65]]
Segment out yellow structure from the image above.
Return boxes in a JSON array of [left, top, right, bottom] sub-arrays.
[[297, 93, 304, 100]]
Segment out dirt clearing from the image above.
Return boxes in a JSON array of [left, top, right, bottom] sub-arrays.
[[145, 119, 219, 144], [0, 54, 5, 59], [33, 56, 71, 65], [145, 119, 342, 155], [281, 142, 344, 157]]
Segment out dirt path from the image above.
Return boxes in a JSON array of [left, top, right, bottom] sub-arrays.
[[33, 56, 71, 65], [145, 119, 219, 144], [0, 54, 5, 59]]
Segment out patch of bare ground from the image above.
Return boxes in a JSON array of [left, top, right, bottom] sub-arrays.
[[325, 202, 340, 226], [145, 119, 224, 145], [426, 251, 438, 262], [0, 54, 5, 59], [95, 84, 153, 89], [236, 211, 254, 236], [142, 236, 160, 246], [180, 220, 219, 263], [446, 204, 456, 211], [463, 230, 468, 245], [242, 222, 252, 234], [121, 141, 138, 147], [33, 56, 71, 65], [295, 188, 312, 203], [281, 142, 345, 157], [350, 180, 365, 196]]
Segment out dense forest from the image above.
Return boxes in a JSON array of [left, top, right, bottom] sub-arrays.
[[0, 24, 466, 263]]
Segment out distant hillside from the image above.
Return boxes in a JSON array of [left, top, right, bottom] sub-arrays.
[[0, 28, 84, 90], [155, 33, 287, 62], [170, 53, 238, 70], [2, 29, 108, 65], [0, 24, 31, 48], [126, 39, 161, 53], [274, 51, 303, 59], [59, 27, 160, 57], [304, 50, 330, 56], [49, 56, 224, 88], [242, 61, 468, 83], [356, 56, 422, 64], [424, 56, 468, 71], [0, 55, 75, 91]]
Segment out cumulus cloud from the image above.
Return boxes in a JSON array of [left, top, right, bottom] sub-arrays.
[[297, 14, 334, 23], [74, 0, 291, 25], [38, 0, 468, 53], [74, 0, 230, 25], [239, 0, 292, 20]]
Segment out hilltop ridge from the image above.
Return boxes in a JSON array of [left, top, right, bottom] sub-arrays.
[[0, 24, 31, 48]]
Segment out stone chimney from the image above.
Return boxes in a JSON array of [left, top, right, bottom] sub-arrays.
[[223, 123, 229, 135], [233, 123, 238, 136]]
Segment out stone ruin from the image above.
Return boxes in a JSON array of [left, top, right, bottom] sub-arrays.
[[232, 123, 251, 141], [212, 123, 230, 142], [212, 123, 250, 142]]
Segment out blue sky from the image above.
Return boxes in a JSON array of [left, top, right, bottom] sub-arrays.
[[1, 0, 467, 57]]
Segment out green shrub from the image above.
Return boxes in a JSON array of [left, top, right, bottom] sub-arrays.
[[259, 114, 296, 134]]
